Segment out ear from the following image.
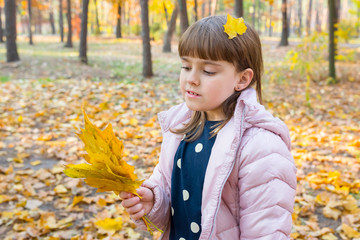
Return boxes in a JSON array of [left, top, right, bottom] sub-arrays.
[[234, 68, 253, 92]]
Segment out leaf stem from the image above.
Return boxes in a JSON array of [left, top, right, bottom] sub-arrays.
[[141, 215, 163, 235]]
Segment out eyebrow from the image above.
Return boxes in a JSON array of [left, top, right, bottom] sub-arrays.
[[181, 57, 222, 66]]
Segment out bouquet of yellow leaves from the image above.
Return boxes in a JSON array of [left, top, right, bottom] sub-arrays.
[[64, 110, 162, 234]]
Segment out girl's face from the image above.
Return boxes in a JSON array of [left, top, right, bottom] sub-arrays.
[[179, 56, 242, 121]]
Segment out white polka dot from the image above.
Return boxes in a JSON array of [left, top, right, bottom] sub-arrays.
[[183, 190, 189, 201], [191, 222, 200, 233], [177, 158, 181, 168], [195, 143, 203, 153], [171, 207, 174, 216], [179, 238, 186, 240]]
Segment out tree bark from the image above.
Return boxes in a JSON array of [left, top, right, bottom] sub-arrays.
[[5, 0, 20, 62], [269, 5, 273, 37], [201, 2, 205, 19], [252, 0, 256, 29], [64, 0, 73, 47], [234, 0, 243, 17], [315, 0, 321, 32], [163, 3, 178, 52], [140, 0, 153, 77], [210, 0, 217, 15], [59, 0, 64, 42], [178, 0, 189, 34], [49, 9, 56, 34], [279, 0, 288, 46], [116, 3, 122, 38], [306, 0, 312, 36], [28, 0, 33, 45], [36, 4, 42, 34], [297, 0, 302, 36], [163, 1, 169, 25], [328, 0, 336, 81], [287, 0, 292, 37], [194, 0, 198, 21], [79, 0, 89, 63], [94, 0, 100, 35], [0, 6, 3, 43], [257, 0, 261, 34]]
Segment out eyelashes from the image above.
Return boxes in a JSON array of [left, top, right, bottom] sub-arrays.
[[181, 67, 216, 75]]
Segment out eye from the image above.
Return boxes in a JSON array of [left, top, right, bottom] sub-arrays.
[[181, 66, 191, 71], [203, 70, 215, 75]]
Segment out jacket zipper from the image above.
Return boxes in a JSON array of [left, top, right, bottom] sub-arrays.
[[208, 106, 246, 239]]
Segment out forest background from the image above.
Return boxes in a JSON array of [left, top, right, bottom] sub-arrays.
[[0, 0, 359, 239]]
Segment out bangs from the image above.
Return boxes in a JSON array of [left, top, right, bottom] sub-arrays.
[[178, 16, 236, 63]]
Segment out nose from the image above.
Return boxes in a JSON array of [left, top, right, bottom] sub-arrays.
[[186, 69, 200, 86]]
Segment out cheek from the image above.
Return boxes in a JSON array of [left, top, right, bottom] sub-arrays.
[[179, 76, 186, 95]]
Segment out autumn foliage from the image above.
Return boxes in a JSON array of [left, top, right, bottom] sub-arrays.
[[64, 110, 143, 196]]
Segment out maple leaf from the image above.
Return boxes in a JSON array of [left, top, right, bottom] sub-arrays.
[[223, 14, 247, 39], [64, 110, 162, 234], [64, 110, 143, 197]]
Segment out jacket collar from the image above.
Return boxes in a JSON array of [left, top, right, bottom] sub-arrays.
[[157, 88, 291, 150]]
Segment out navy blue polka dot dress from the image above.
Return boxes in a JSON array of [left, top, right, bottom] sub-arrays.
[[169, 120, 219, 240]]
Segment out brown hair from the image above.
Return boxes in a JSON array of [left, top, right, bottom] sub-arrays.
[[173, 15, 263, 141]]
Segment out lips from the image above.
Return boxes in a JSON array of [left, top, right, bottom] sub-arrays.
[[186, 90, 200, 96]]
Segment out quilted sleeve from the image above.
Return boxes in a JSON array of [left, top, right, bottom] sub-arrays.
[[238, 128, 297, 239], [133, 164, 171, 232]]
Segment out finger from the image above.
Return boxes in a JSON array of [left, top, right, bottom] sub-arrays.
[[119, 192, 134, 199], [127, 203, 143, 215], [121, 196, 140, 208], [130, 209, 145, 221], [136, 187, 152, 201]]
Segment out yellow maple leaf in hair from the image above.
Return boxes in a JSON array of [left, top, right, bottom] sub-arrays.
[[223, 14, 247, 39]]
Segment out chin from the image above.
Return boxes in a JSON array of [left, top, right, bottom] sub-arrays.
[[185, 102, 202, 112]]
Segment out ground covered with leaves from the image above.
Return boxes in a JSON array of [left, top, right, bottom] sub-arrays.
[[0, 36, 359, 239]]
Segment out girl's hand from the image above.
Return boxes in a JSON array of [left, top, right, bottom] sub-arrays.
[[120, 187, 154, 221]]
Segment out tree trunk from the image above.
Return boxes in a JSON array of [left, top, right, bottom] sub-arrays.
[[328, 0, 336, 82], [252, 0, 255, 29], [210, 0, 217, 15], [194, 0, 198, 21], [257, 0, 261, 34], [358, 3, 360, 36], [178, 0, 189, 34], [0, 6, 3, 43], [94, 0, 100, 35], [37, 4, 42, 34], [59, 0, 64, 42], [234, 0, 243, 17], [208, 0, 211, 15], [269, 5, 273, 37], [315, 0, 321, 32], [5, 0, 20, 62], [287, 0, 292, 37], [28, 0, 33, 45], [49, 9, 56, 34], [163, 3, 178, 52], [64, 0, 72, 47], [306, 0, 312, 36], [79, 0, 89, 63], [140, 0, 153, 77], [163, 1, 169, 25], [279, 0, 288, 46], [116, 3, 121, 38], [297, 0, 302, 36], [126, 1, 131, 35], [201, 3, 205, 19]]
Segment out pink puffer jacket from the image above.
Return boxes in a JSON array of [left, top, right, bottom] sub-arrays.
[[136, 88, 297, 239]]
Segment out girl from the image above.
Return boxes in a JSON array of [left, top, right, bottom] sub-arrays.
[[121, 15, 297, 239]]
